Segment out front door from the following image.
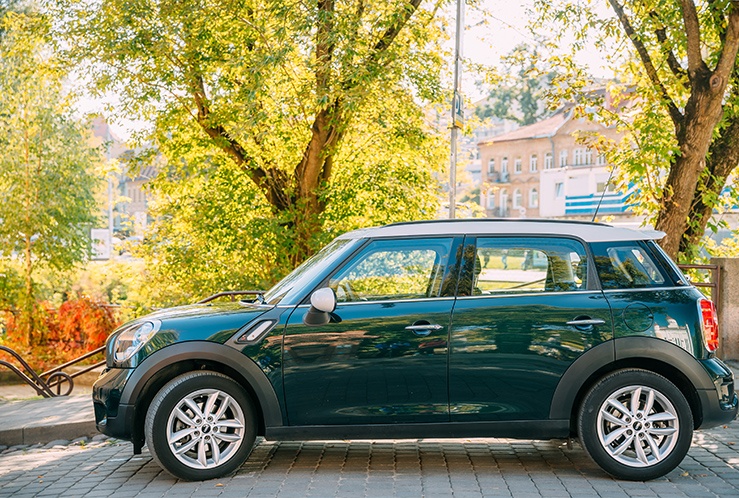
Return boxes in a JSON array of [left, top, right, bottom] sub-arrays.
[[283, 237, 461, 426]]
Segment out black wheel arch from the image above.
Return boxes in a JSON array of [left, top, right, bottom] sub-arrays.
[[119, 341, 283, 451], [550, 337, 713, 433]]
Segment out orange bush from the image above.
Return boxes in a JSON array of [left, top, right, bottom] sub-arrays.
[[1, 297, 120, 372]]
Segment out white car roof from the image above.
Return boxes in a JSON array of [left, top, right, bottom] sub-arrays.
[[338, 219, 665, 243]]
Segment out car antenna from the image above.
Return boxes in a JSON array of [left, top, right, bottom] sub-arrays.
[[592, 164, 616, 223]]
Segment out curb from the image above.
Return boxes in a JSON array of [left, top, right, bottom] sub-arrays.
[[0, 395, 98, 446], [0, 421, 98, 446]]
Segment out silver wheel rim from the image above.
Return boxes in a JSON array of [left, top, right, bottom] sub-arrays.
[[596, 384, 679, 468], [166, 388, 245, 470]]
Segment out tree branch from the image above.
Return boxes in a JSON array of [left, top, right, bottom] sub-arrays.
[[608, 0, 683, 128], [713, 2, 739, 82], [316, 0, 335, 99], [680, 0, 709, 76], [649, 11, 688, 86]]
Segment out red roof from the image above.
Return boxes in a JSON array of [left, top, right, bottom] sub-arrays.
[[480, 111, 570, 145]]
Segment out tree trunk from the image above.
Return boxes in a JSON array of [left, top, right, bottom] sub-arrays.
[[680, 115, 739, 256], [654, 71, 729, 258]]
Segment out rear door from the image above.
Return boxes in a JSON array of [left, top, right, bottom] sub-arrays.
[[448, 236, 613, 421], [589, 240, 701, 354]]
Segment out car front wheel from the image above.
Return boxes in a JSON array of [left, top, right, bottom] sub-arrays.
[[145, 371, 257, 480], [578, 368, 693, 481]]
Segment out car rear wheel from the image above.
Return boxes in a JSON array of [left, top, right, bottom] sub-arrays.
[[578, 368, 693, 481], [145, 371, 257, 480]]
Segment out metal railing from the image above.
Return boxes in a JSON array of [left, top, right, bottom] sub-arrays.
[[677, 263, 721, 310], [0, 344, 105, 397]]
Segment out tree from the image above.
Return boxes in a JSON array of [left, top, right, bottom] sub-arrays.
[[475, 43, 557, 126], [132, 83, 445, 303], [57, 0, 448, 266], [536, 0, 739, 260], [0, 11, 100, 345]]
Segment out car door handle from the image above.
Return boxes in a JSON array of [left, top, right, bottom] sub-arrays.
[[566, 319, 606, 326], [405, 324, 444, 331]]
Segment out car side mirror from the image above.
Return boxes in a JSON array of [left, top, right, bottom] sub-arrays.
[[303, 288, 341, 326], [311, 287, 336, 312]]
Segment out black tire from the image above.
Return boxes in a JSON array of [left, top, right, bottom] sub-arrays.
[[578, 368, 693, 481], [144, 371, 257, 480]]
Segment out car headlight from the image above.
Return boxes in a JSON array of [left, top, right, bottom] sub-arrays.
[[113, 320, 162, 364]]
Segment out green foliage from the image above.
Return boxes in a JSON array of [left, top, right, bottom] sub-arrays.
[[55, 0, 448, 273], [0, 10, 102, 344], [534, 1, 739, 260], [475, 43, 558, 126]]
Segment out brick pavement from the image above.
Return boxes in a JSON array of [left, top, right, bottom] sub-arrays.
[[1, 422, 738, 498]]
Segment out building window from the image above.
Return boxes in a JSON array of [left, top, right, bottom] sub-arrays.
[[486, 189, 496, 209], [559, 150, 567, 167], [596, 153, 606, 166], [544, 152, 553, 169], [500, 189, 508, 216], [585, 148, 593, 165], [514, 158, 522, 174], [555, 182, 564, 198], [530, 154, 538, 172], [488, 158, 495, 174], [596, 182, 611, 193], [529, 188, 538, 208], [501, 157, 509, 173], [574, 148, 584, 166], [513, 188, 522, 208]]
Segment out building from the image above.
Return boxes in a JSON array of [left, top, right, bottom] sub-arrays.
[[478, 106, 628, 219], [90, 116, 155, 240]]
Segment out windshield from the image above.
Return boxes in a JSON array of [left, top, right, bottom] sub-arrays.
[[262, 237, 356, 305]]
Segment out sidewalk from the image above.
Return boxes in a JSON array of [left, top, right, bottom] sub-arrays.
[[1, 361, 738, 448], [0, 378, 97, 447]]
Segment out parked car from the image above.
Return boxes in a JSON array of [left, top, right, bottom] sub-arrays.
[[92, 219, 737, 481]]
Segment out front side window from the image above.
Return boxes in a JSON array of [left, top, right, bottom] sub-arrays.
[[559, 150, 567, 167], [501, 157, 509, 172], [530, 154, 538, 172], [329, 238, 454, 302], [514, 158, 522, 173], [459, 237, 588, 296], [513, 188, 522, 208], [591, 241, 670, 289], [544, 152, 553, 169], [488, 158, 495, 173]]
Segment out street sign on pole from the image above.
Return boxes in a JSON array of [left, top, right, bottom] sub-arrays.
[[449, 0, 464, 219]]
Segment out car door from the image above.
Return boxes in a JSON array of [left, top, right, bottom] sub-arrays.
[[448, 236, 613, 421], [282, 236, 462, 426]]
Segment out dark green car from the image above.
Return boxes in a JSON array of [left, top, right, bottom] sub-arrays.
[[92, 219, 737, 481]]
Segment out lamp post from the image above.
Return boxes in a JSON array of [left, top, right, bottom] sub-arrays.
[[449, 0, 464, 219]]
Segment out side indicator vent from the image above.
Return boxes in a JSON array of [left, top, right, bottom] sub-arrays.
[[699, 299, 719, 353], [236, 320, 276, 344]]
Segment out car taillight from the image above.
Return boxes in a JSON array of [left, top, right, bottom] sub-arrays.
[[699, 299, 719, 353]]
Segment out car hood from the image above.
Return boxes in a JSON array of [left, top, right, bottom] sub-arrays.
[[134, 301, 274, 344]]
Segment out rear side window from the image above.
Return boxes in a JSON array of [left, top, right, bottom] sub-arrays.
[[459, 237, 588, 296], [591, 241, 671, 289]]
